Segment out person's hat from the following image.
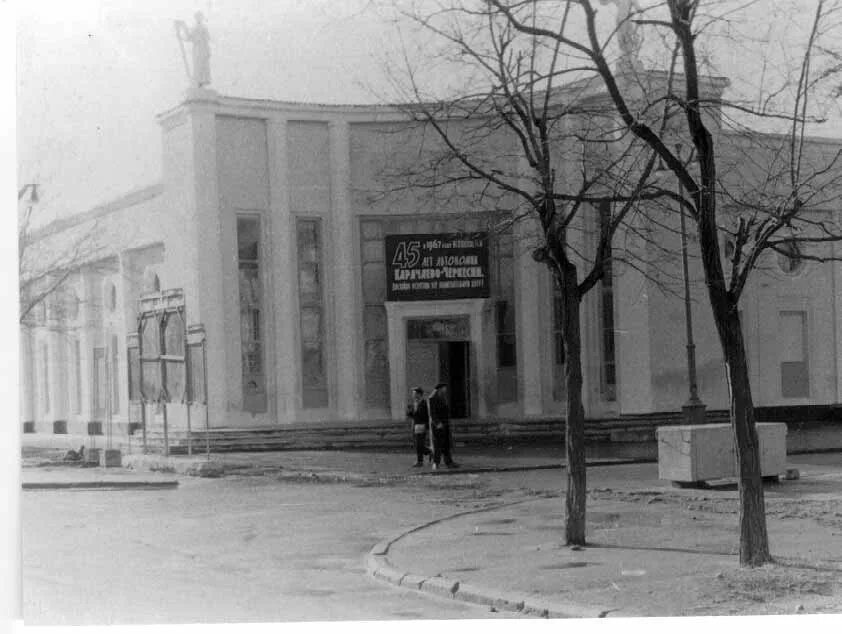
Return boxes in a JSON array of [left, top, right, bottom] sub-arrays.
[[434, 382, 447, 390], [411, 386, 424, 394]]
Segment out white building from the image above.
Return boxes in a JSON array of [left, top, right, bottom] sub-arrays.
[[19, 78, 842, 446]]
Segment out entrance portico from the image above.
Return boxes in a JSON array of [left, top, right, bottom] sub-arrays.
[[385, 299, 494, 420]]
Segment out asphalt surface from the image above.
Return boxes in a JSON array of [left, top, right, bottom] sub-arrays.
[[18, 446, 842, 626], [21, 474, 528, 624]]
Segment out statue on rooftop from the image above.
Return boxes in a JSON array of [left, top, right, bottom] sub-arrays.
[[175, 12, 211, 88], [600, 0, 644, 74]]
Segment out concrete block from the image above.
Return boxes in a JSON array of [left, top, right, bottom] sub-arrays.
[[372, 562, 404, 586], [657, 422, 786, 483], [86, 448, 102, 465], [399, 573, 427, 590], [452, 582, 496, 607], [420, 575, 459, 598], [100, 449, 122, 468]]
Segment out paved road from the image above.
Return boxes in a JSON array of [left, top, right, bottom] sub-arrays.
[[22, 455, 838, 625], [21, 472, 535, 625]]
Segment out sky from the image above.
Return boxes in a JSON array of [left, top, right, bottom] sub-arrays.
[[14, 0, 842, 224], [16, 0, 393, 221]]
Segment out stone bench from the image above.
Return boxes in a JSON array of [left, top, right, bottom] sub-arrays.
[[656, 422, 787, 486]]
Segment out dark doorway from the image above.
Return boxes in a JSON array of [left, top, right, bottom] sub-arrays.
[[438, 341, 470, 418]]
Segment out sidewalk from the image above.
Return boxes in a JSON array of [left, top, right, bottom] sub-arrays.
[[369, 454, 842, 618], [22, 439, 656, 484], [20, 437, 842, 617]]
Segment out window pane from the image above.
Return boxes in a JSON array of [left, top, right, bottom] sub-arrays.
[[111, 335, 120, 413], [302, 346, 325, 387], [128, 346, 141, 401], [187, 344, 205, 404], [41, 344, 50, 414], [497, 366, 517, 403], [141, 360, 161, 401], [298, 219, 326, 408], [238, 216, 266, 413], [73, 340, 82, 413], [362, 263, 385, 303], [141, 316, 160, 356], [361, 220, 382, 241], [297, 221, 320, 263], [497, 334, 517, 368], [163, 312, 185, 356], [363, 240, 384, 263], [164, 360, 185, 403], [298, 264, 321, 299], [237, 217, 260, 260], [300, 307, 322, 343]]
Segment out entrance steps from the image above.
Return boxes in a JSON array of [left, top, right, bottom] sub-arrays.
[[132, 410, 731, 454]]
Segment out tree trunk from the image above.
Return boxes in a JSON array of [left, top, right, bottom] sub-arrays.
[[720, 308, 772, 566], [559, 263, 587, 546], [694, 163, 772, 566]]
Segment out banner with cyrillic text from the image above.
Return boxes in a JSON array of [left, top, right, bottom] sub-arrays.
[[385, 233, 490, 301]]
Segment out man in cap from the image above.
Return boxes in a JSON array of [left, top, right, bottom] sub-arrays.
[[428, 383, 458, 469]]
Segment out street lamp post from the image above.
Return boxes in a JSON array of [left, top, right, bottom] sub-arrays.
[[676, 144, 706, 425]]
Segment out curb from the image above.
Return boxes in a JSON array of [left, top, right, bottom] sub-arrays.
[[365, 497, 633, 619], [115, 455, 652, 481], [22, 480, 179, 490]]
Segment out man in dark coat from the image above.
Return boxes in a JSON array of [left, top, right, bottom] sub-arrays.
[[406, 387, 431, 467], [428, 383, 458, 469]]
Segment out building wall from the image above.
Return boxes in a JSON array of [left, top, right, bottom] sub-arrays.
[[21, 92, 841, 435]]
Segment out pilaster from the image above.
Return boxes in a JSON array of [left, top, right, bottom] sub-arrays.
[[514, 215, 545, 416], [328, 120, 360, 419], [267, 117, 299, 420], [187, 105, 226, 424]]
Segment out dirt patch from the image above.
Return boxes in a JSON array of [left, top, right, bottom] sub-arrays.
[[710, 562, 839, 604]]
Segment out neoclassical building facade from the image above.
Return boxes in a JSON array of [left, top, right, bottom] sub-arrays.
[[19, 80, 842, 440]]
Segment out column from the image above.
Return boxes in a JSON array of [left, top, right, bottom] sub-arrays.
[[267, 118, 299, 420], [78, 269, 95, 423], [48, 306, 68, 425], [20, 328, 34, 426], [188, 104, 226, 424], [329, 120, 360, 420], [514, 214, 545, 416], [614, 218, 654, 413], [116, 252, 131, 420]]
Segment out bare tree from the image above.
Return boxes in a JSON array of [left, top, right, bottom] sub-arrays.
[[488, 0, 842, 565], [376, 0, 680, 545], [18, 184, 105, 325]]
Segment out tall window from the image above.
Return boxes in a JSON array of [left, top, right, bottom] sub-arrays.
[[493, 230, 517, 403], [780, 311, 809, 398], [111, 334, 120, 414], [72, 339, 82, 414], [297, 219, 328, 408], [40, 343, 50, 415], [599, 202, 617, 401], [237, 216, 267, 413], [93, 347, 106, 417]]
